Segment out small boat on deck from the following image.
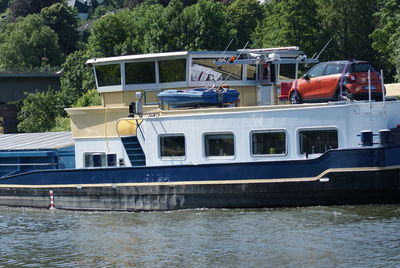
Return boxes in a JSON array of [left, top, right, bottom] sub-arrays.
[[157, 87, 240, 107]]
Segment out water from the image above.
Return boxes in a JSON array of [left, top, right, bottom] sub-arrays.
[[0, 205, 399, 268]]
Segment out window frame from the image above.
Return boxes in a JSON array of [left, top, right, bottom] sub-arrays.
[[125, 61, 156, 85], [203, 132, 236, 159], [83, 152, 107, 168], [306, 63, 325, 78], [250, 129, 288, 157], [158, 58, 187, 84], [94, 63, 122, 89], [158, 133, 186, 160], [297, 127, 339, 155]]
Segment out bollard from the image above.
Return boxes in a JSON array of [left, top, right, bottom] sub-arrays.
[[361, 130, 373, 146], [379, 129, 392, 146], [49, 190, 55, 210]]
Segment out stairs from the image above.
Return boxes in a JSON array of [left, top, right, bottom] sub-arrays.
[[121, 136, 146, 166]]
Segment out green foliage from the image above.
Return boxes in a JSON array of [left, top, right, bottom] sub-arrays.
[[394, 37, 400, 82], [41, 3, 79, 54], [10, 0, 62, 19], [0, 0, 9, 13], [73, 89, 102, 107], [370, 0, 400, 82], [17, 89, 64, 132], [226, 0, 263, 48], [87, 12, 127, 57], [60, 50, 96, 107], [89, 4, 114, 19], [179, 0, 236, 50], [316, 0, 377, 62], [87, 0, 236, 56], [253, 0, 321, 56], [0, 14, 63, 71], [51, 115, 71, 132]]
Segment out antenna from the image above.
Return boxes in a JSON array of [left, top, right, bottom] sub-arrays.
[[216, 41, 249, 88], [313, 38, 332, 60], [216, 39, 234, 62]]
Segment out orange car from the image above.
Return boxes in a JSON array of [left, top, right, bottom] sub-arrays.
[[287, 60, 385, 104]]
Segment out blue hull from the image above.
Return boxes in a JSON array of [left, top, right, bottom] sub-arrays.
[[0, 145, 399, 210]]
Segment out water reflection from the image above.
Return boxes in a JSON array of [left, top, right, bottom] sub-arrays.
[[0, 205, 399, 267]]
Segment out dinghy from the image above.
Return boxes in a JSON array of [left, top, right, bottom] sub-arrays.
[[157, 87, 240, 107]]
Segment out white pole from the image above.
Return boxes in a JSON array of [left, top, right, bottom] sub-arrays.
[[381, 69, 387, 127], [380, 69, 385, 104], [368, 69, 372, 111]]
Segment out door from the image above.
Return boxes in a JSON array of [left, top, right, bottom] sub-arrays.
[[298, 63, 325, 100], [317, 63, 344, 99]]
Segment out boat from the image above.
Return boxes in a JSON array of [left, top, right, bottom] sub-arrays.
[[157, 87, 240, 107], [0, 48, 399, 211]]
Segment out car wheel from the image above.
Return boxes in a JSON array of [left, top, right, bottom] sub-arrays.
[[338, 88, 353, 101], [290, 91, 302, 104]]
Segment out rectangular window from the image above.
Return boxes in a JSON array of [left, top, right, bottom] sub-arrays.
[[204, 133, 234, 157], [252, 131, 286, 155], [247, 64, 257, 80], [159, 59, 186, 83], [84, 152, 106, 167], [299, 130, 338, 154], [125, 62, 156, 84], [160, 135, 185, 157], [191, 58, 242, 81], [95, 64, 121, 87], [279, 64, 296, 80]]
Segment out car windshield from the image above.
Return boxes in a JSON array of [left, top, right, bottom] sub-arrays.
[[351, 63, 376, 72]]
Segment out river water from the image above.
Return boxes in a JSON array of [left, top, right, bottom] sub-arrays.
[[0, 205, 399, 268]]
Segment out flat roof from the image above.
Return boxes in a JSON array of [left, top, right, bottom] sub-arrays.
[[85, 51, 250, 65], [0, 72, 61, 78], [0, 132, 73, 150], [86, 48, 307, 65]]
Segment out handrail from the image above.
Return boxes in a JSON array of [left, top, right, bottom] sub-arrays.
[[136, 119, 145, 142]]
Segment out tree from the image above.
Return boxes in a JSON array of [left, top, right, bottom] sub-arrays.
[[41, 3, 79, 54], [73, 89, 102, 107], [87, 12, 128, 57], [179, 0, 236, 50], [60, 50, 96, 107], [370, 0, 400, 82], [253, 0, 322, 56], [0, 14, 63, 71], [17, 89, 64, 132], [10, 0, 62, 19], [0, 0, 9, 13], [316, 0, 378, 62], [226, 0, 263, 48]]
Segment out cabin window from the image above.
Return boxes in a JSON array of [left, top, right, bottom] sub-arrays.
[[279, 64, 296, 80], [299, 130, 338, 154], [84, 152, 106, 167], [247, 64, 257, 80], [159, 135, 185, 157], [251, 131, 286, 155], [204, 133, 234, 157], [191, 58, 242, 81], [125, 62, 156, 84], [95, 64, 121, 87], [159, 59, 186, 83]]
